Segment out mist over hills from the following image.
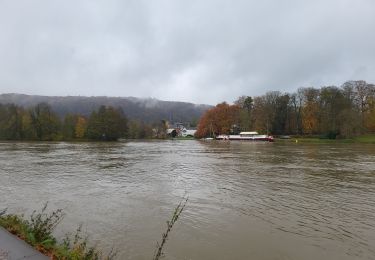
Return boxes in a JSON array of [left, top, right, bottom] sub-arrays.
[[0, 93, 211, 124]]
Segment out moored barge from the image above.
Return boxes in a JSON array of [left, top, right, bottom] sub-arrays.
[[216, 131, 274, 142]]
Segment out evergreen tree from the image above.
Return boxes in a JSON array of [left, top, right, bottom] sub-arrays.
[[86, 105, 128, 141], [29, 103, 61, 140]]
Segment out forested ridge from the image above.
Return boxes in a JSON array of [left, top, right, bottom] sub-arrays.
[[196, 81, 375, 139], [0, 93, 210, 123], [0, 94, 209, 141]]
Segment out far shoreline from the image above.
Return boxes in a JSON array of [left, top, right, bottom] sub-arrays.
[[1, 134, 375, 144]]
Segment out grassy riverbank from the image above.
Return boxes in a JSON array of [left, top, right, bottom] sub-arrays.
[[352, 135, 375, 143], [0, 200, 187, 260], [0, 205, 114, 260], [281, 134, 375, 144]]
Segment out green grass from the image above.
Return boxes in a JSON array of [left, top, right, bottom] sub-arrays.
[[0, 204, 115, 260], [292, 137, 354, 143], [279, 134, 375, 144], [353, 134, 375, 143], [171, 136, 195, 140]]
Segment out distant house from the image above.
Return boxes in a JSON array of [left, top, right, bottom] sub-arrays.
[[181, 128, 196, 137], [167, 122, 196, 137]]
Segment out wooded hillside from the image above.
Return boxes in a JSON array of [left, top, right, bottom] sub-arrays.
[[0, 93, 210, 124], [196, 80, 375, 139]]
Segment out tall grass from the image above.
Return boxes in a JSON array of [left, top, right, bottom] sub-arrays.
[[153, 197, 188, 260]]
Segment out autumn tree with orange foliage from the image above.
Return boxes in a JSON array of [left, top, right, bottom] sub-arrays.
[[195, 80, 375, 139], [75, 116, 87, 138], [364, 96, 375, 132], [195, 102, 240, 138], [301, 87, 320, 135]]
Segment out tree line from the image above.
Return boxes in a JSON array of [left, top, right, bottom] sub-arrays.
[[195, 80, 375, 139], [0, 103, 165, 141]]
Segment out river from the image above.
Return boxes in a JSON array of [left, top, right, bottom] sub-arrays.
[[1, 140, 375, 259]]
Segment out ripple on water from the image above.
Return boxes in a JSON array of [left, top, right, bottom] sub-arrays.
[[0, 141, 375, 259]]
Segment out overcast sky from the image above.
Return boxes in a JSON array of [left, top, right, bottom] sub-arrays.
[[0, 0, 374, 104]]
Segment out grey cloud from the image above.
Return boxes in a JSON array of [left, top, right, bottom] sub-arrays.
[[0, 0, 374, 104]]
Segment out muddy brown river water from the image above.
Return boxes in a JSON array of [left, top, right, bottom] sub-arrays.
[[1, 140, 375, 259]]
